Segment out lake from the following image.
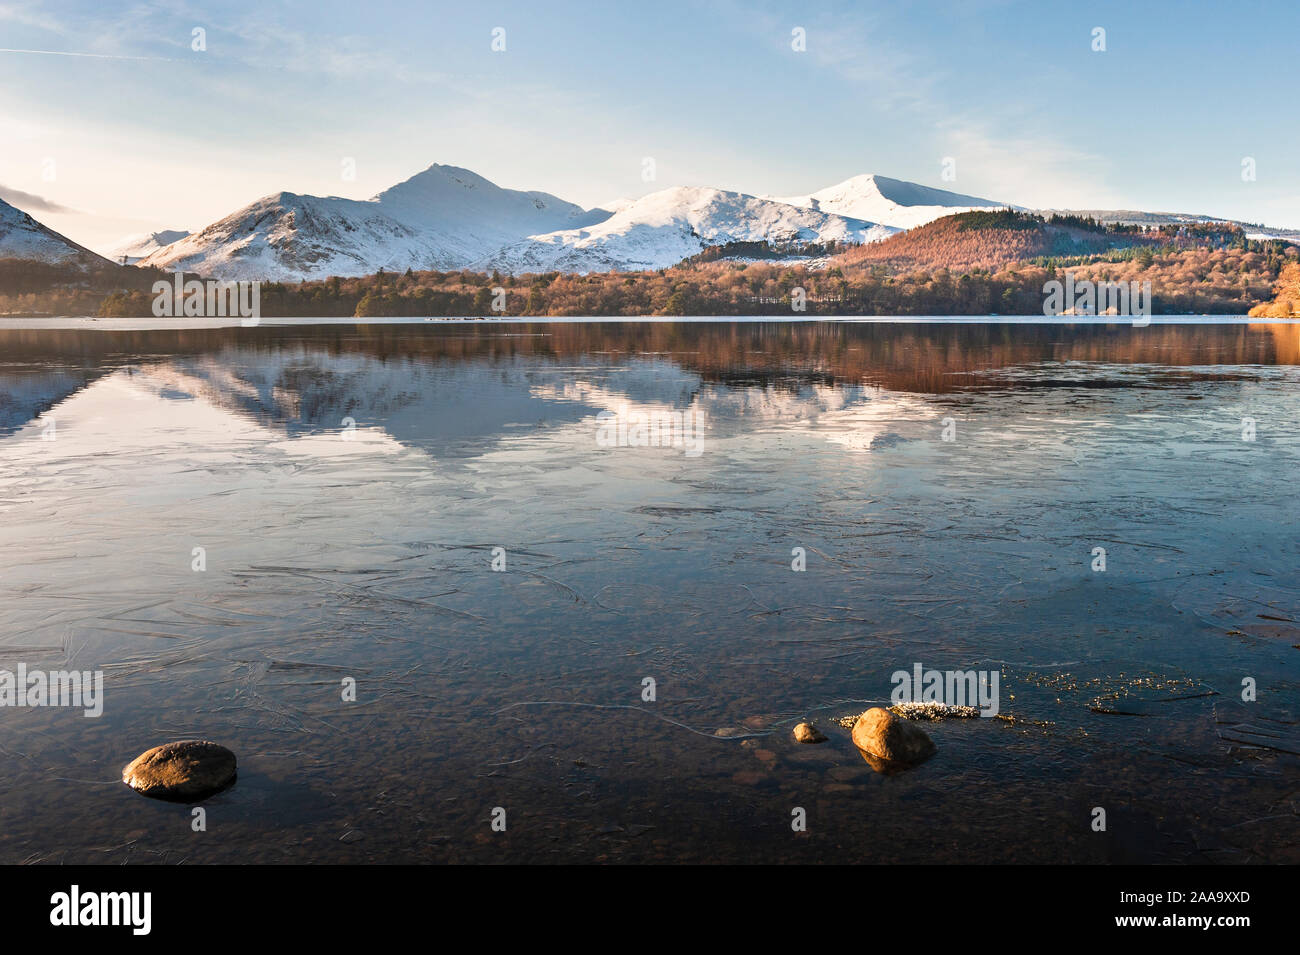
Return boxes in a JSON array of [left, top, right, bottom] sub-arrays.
[[1, 318, 1297, 863]]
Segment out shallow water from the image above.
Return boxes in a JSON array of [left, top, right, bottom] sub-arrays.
[[0, 320, 1297, 864]]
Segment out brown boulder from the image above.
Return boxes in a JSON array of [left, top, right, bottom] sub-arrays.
[[122, 740, 237, 801], [851, 707, 935, 767]]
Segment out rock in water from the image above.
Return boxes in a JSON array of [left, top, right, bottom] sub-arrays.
[[851, 707, 935, 767], [122, 740, 237, 801], [793, 722, 827, 744]]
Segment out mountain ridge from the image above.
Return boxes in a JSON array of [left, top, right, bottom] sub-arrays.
[[137, 165, 944, 280], [478, 185, 897, 274], [8, 163, 1295, 283]]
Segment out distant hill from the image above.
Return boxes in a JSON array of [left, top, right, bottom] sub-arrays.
[[837, 209, 1151, 272], [1036, 208, 1300, 244], [109, 229, 191, 265], [770, 174, 1010, 230]]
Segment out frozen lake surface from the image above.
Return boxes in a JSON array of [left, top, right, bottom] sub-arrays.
[[0, 320, 1297, 863]]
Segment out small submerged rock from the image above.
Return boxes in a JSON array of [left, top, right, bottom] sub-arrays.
[[851, 707, 936, 768], [122, 740, 237, 801], [868, 432, 910, 450], [793, 722, 827, 744]]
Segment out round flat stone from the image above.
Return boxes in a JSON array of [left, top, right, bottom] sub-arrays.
[[122, 740, 237, 802], [793, 722, 827, 744]]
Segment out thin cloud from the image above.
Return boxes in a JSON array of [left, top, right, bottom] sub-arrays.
[[0, 185, 78, 214]]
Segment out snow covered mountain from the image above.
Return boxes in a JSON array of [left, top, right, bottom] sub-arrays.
[[108, 229, 190, 264], [479, 186, 897, 273], [139, 190, 442, 280], [135, 166, 1008, 281], [771, 174, 1010, 230], [0, 198, 111, 268], [141, 164, 608, 281], [374, 163, 605, 237]]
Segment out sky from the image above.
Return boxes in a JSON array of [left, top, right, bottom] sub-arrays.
[[2, 0, 1299, 255]]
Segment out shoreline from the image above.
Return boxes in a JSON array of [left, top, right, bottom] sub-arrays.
[[2, 313, 1298, 331]]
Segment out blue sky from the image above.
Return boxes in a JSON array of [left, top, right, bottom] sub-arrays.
[[2, 0, 1298, 253]]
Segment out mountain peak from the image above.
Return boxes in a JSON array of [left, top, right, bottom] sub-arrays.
[[820, 173, 1003, 209], [772, 174, 1008, 230], [375, 163, 496, 201], [371, 163, 593, 233]]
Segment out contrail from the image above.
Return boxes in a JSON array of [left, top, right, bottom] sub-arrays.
[[0, 48, 181, 62]]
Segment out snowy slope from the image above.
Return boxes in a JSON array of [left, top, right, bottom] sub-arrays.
[[772, 174, 1009, 230], [0, 198, 111, 267], [375, 164, 606, 237], [142, 164, 613, 281], [108, 229, 190, 264], [480, 186, 897, 273], [592, 197, 636, 215], [138, 191, 447, 280]]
